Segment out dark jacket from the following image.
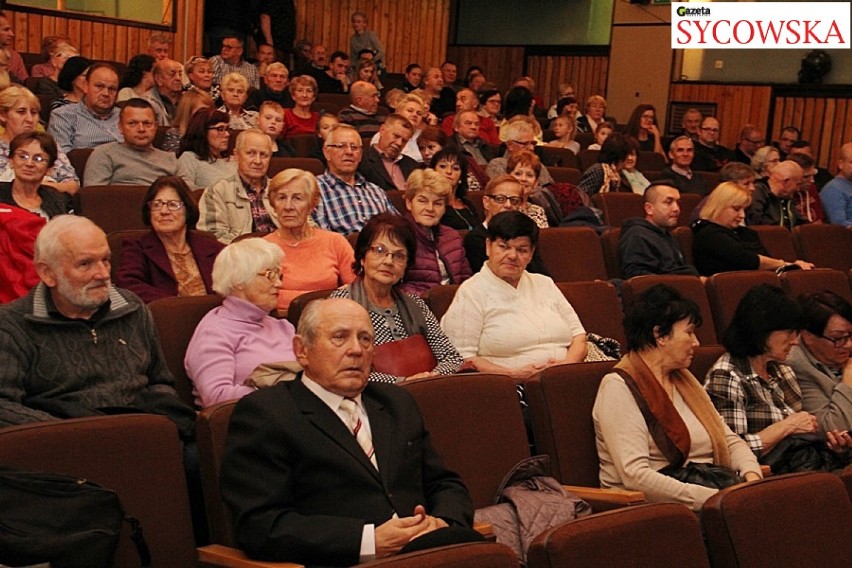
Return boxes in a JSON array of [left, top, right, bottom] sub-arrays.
[[357, 145, 419, 191], [748, 182, 804, 230], [618, 218, 698, 279], [0, 182, 73, 219], [691, 218, 767, 276], [114, 230, 224, 303], [692, 142, 733, 172], [401, 214, 472, 296], [657, 166, 711, 197]]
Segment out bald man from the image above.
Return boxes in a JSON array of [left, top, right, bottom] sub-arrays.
[[338, 80, 386, 137], [820, 142, 852, 227], [748, 160, 806, 229]]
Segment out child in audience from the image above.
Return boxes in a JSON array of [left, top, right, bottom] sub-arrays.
[[587, 121, 614, 151]]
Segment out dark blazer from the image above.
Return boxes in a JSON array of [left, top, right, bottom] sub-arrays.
[[114, 230, 223, 303], [358, 145, 419, 191], [220, 376, 473, 565]]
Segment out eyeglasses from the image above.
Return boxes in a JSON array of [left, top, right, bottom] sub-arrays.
[[701, 127, 720, 133], [486, 194, 522, 206], [324, 143, 363, 152], [369, 244, 408, 263], [820, 333, 852, 348], [13, 151, 49, 164], [257, 269, 283, 282], [148, 199, 184, 211], [208, 125, 229, 133], [508, 139, 535, 148]]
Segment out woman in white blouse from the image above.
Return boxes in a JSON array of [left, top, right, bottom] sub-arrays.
[[441, 210, 588, 380]]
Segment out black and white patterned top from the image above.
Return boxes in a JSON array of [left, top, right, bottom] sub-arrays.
[[329, 287, 463, 384]]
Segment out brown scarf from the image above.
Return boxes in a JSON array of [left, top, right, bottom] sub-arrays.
[[614, 351, 731, 469]]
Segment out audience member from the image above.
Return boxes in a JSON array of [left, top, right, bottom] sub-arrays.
[[349, 11, 385, 74], [788, 141, 833, 190], [84, 99, 178, 186], [587, 121, 613, 151], [625, 104, 664, 157], [443, 211, 588, 379], [400, 168, 472, 296], [692, 117, 733, 172], [0, 86, 79, 195], [338, 80, 386, 137], [248, 62, 293, 108], [578, 132, 634, 196], [773, 126, 800, 160], [282, 75, 318, 138], [659, 136, 711, 196], [198, 129, 279, 243], [177, 108, 236, 190], [500, 86, 542, 143], [454, 110, 497, 167], [464, 175, 549, 275], [184, 237, 295, 407], [118, 54, 156, 102], [788, 291, 852, 433], [0, 15, 27, 82], [441, 88, 499, 145], [30, 43, 78, 98], [0, 215, 193, 430], [210, 35, 259, 89], [313, 124, 397, 235], [144, 59, 184, 126], [594, 284, 761, 511], [478, 89, 502, 126], [402, 63, 422, 92], [689, 161, 756, 223], [329, 214, 463, 383], [751, 146, 781, 180], [575, 95, 608, 134], [257, 101, 294, 157], [313, 50, 349, 94], [255, 44, 276, 77], [734, 124, 765, 165], [417, 126, 447, 165], [621, 149, 651, 195], [441, 61, 460, 91], [692, 182, 813, 276], [147, 33, 172, 61], [48, 63, 123, 153], [546, 83, 576, 120], [618, 182, 698, 279], [359, 113, 417, 191], [705, 284, 851, 470], [219, 296, 476, 564], [679, 108, 703, 141], [820, 142, 852, 226], [50, 55, 92, 111], [183, 56, 217, 100], [487, 120, 555, 185], [747, 160, 805, 229], [30, 35, 72, 78], [787, 152, 825, 224], [432, 148, 480, 230], [0, 132, 72, 219], [115, 176, 223, 302], [546, 114, 580, 154], [421, 67, 455, 118], [218, 72, 258, 130], [160, 89, 214, 153], [384, 93, 427, 162], [263, 169, 355, 311], [506, 151, 555, 227]]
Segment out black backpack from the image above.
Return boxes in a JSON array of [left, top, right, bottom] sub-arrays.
[[0, 469, 151, 568]]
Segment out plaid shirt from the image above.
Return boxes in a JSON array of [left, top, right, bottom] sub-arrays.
[[704, 353, 802, 456], [210, 56, 260, 90], [242, 177, 276, 233], [312, 171, 398, 236]]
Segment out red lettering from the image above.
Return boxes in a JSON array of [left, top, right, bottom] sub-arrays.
[[694, 20, 712, 44], [676, 20, 693, 45], [825, 20, 846, 45], [756, 20, 784, 43], [733, 20, 755, 44], [784, 20, 802, 44], [711, 20, 730, 44], [803, 20, 824, 44]]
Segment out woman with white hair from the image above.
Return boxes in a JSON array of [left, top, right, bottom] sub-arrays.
[[218, 72, 258, 130], [184, 238, 295, 407]]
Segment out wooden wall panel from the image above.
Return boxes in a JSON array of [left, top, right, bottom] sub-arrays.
[[668, 83, 773, 150], [772, 96, 851, 172], [444, 46, 525, 95], [5, 0, 204, 64], [293, 0, 450, 73], [527, 55, 609, 109]]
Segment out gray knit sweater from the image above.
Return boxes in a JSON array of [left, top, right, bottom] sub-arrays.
[[0, 283, 178, 427]]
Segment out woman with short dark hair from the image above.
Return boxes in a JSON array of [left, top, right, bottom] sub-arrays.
[[578, 132, 634, 196], [177, 108, 237, 190], [594, 284, 762, 511], [330, 212, 462, 384], [705, 284, 851, 467], [115, 176, 224, 303], [0, 132, 71, 219]]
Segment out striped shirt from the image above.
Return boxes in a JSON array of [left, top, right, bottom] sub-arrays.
[[47, 102, 123, 154]]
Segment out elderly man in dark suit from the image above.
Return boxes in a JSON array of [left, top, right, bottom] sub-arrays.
[[220, 298, 477, 565], [358, 114, 419, 191]]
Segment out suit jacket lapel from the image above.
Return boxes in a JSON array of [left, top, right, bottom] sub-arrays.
[[291, 379, 383, 482], [140, 233, 176, 280]]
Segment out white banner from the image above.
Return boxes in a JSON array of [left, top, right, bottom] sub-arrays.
[[672, 2, 851, 49]]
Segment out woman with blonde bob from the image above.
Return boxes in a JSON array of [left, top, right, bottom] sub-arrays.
[[576, 95, 608, 134], [263, 169, 356, 310], [185, 237, 296, 407], [691, 182, 813, 276], [400, 168, 472, 296]]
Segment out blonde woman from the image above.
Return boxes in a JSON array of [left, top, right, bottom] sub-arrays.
[[161, 90, 214, 152]]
